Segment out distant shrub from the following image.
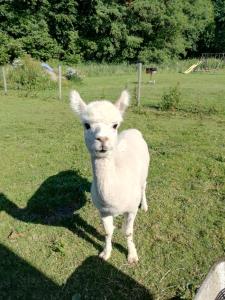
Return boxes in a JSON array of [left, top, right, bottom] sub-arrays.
[[8, 55, 56, 90], [160, 84, 181, 110], [138, 48, 171, 64], [65, 67, 84, 82]]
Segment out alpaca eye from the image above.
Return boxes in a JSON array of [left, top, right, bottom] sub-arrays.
[[113, 124, 118, 129], [84, 123, 90, 130]]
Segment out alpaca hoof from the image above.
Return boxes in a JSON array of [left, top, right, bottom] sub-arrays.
[[141, 203, 148, 212], [99, 250, 111, 261], [128, 254, 139, 264]]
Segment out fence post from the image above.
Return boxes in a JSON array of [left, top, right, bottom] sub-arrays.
[[58, 65, 62, 100], [137, 62, 142, 106], [2, 66, 7, 95]]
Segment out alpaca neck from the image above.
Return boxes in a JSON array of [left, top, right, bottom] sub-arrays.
[[91, 153, 117, 195], [91, 154, 116, 182]]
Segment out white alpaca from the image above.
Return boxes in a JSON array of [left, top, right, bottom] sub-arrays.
[[70, 90, 150, 263]]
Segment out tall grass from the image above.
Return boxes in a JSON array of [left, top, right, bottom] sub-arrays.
[[5, 55, 57, 91], [70, 59, 225, 76], [75, 63, 136, 77]]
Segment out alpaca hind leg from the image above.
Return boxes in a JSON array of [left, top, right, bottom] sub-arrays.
[[140, 181, 148, 212], [124, 212, 138, 264], [99, 215, 114, 261]]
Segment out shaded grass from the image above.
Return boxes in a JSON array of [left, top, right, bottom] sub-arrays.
[[0, 68, 225, 299]]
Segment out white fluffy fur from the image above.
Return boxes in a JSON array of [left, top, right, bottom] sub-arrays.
[[70, 90, 150, 263]]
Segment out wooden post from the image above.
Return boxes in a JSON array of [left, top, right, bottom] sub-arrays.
[[2, 66, 7, 95], [137, 62, 142, 106], [58, 65, 62, 100]]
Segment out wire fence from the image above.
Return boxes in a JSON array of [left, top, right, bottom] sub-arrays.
[[2, 57, 225, 107], [0, 61, 144, 105], [0, 64, 64, 100]]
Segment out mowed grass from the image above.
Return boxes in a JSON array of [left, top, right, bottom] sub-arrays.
[[0, 67, 225, 299]]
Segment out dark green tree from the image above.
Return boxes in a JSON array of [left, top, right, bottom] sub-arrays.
[[0, 0, 216, 63], [0, 1, 61, 61], [0, 32, 23, 65], [47, 0, 81, 62], [211, 0, 225, 52], [126, 0, 213, 63], [77, 0, 129, 62]]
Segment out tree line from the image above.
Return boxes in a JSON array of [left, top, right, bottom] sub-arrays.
[[0, 0, 224, 65]]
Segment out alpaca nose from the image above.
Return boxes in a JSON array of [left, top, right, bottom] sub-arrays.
[[96, 136, 108, 143]]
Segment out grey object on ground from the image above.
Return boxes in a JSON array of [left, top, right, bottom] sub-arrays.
[[194, 259, 225, 300]]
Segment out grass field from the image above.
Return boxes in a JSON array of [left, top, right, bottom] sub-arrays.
[[0, 66, 225, 299]]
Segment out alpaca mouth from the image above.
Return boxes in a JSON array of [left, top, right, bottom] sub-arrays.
[[99, 149, 107, 153], [96, 147, 108, 154], [98, 147, 108, 153]]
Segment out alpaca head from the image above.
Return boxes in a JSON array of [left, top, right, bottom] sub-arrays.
[[70, 90, 130, 158]]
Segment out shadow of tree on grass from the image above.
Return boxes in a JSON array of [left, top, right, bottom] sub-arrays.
[[0, 170, 126, 255], [1, 170, 89, 224], [0, 244, 153, 299], [0, 171, 154, 298]]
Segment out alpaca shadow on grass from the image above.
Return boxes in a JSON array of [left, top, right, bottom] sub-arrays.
[[0, 243, 153, 299], [0, 170, 126, 255]]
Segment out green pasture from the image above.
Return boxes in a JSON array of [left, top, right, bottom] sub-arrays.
[[0, 66, 224, 299]]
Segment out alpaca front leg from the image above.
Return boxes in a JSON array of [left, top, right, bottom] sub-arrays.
[[99, 215, 114, 261], [141, 181, 148, 212], [124, 212, 138, 264]]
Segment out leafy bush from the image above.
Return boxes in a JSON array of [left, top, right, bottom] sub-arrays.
[[0, 32, 23, 65], [19, 20, 62, 61], [62, 31, 82, 64], [65, 67, 84, 82], [160, 84, 181, 110], [7, 55, 56, 90]]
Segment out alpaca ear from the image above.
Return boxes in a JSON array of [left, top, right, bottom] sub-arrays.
[[70, 90, 87, 117], [115, 90, 130, 115]]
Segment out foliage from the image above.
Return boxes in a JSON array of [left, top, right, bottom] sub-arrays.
[[0, 0, 216, 64], [0, 4, 62, 61], [18, 20, 62, 61], [65, 67, 84, 82], [0, 32, 23, 65], [160, 84, 181, 110], [194, 0, 225, 55], [211, 0, 225, 52], [7, 55, 56, 90]]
